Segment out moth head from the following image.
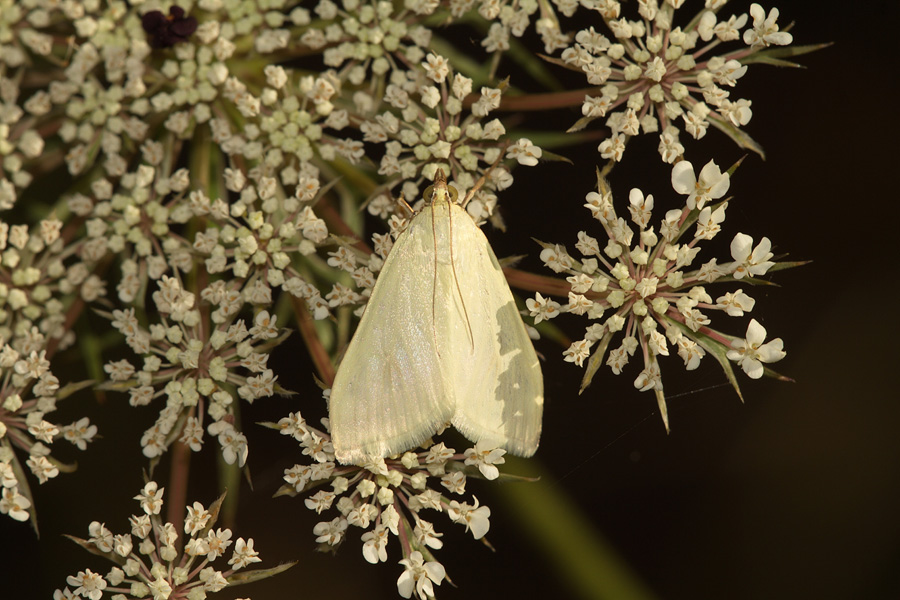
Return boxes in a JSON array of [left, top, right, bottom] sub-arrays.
[[423, 168, 459, 206]]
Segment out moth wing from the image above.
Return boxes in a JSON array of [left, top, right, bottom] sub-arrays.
[[330, 207, 454, 464], [441, 204, 544, 456]]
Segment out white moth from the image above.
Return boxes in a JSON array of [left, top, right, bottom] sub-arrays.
[[329, 169, 544, 465]]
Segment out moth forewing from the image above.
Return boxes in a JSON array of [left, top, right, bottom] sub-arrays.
[[443, 202, 543, 456], [329, 168, 543, 464], [329, 200, 454, 465]]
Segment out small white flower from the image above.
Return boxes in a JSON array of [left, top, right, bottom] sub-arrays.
[[447, 496, 491, 539], [671, 160, 730, 210], [228, 537, 262, 569], [0, 486, 31, 521], [66, 569, 107, 600], [463, 441, 506, 480], [730, 233, 775, 279], [184, 502, 211, 535], [563, 339, 593, 367], [422, 53, 450, 83], [526, 293, 562, 324], [313, 517, 348, 545], [727, 319, 786, 379], [744, 4, 793, 48], [507, 138, 542, 166], [634, 362, 662, 391], [134, 481, 164, 515], [397, 551, 445, 599]]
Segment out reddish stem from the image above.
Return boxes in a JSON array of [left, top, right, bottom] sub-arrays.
[[316, 200, 373, 255], [503, 267, 571, 298], [290, 295, 336, 386], [166, 439, 191, 548], [497, 88, 603, 112]]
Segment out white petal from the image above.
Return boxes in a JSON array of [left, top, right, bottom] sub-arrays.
[[745, 318, 767, 347], [397, 571, 414, 598], [757, 339, 786, 363], [751, 237, 772, 262], [730, 232, 753, 262], [671, 161, 696, 195], [424, 561, 446, 584], [742, 357, 764, 379]]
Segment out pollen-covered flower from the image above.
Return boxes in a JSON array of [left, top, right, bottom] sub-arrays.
[[532, 160, 789, 429]]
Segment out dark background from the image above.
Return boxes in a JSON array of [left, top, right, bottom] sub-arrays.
[[4, 1, 899, 598]]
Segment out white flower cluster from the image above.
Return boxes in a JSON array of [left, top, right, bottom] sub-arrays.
[[188, 162, 345, 322], [0, 0, 67, 206], [549, 1, 794, 163], [529, 159, 785, 428], [0, 217, 103, 347], [445, 0, 552, 55], [56, 481, 268, 600], [0, 339, 96, 522], [215, 67, 363, 168], [0, 0, 305, 204], [100, 276, 289, 465], [297, 0, 434, 80], [364, 55, 542, 226], [67, 153, 195, 302], [273, 410, 507, 598], [0, 214, 102, 525]]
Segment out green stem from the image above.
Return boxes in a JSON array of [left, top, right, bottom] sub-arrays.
[[495, 459, 659, 600]]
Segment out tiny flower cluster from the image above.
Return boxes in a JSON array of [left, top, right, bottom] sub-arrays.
[[528, 159, 786, 428], [187, 75, 356, 321], [364, 56, 542, 226], [0, 336, 95, 523], [271, 411, 509, 598], [99, 275, 290, 466], [67, 153, 194, 303], [213, 66, 362, 172], [0, 216, 103, 349], [56, 481, 282, 600], [0, 0, 305, 203], [552, 1, 794, 163], [297, 0, 434, 82]]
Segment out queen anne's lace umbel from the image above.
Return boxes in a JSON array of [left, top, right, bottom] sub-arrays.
[[0, 0, 813, 596]]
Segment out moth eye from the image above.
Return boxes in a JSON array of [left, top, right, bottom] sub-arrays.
[[449, 186, 458, 203], [422, 185, 434, 202]]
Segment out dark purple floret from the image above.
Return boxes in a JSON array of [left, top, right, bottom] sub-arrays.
[[142, 6, 198, 48]]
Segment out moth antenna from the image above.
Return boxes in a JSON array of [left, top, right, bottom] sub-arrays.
[[432, 169, 474, 352], [430, 188, 441, 359], [447, 199, 475, 350]]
